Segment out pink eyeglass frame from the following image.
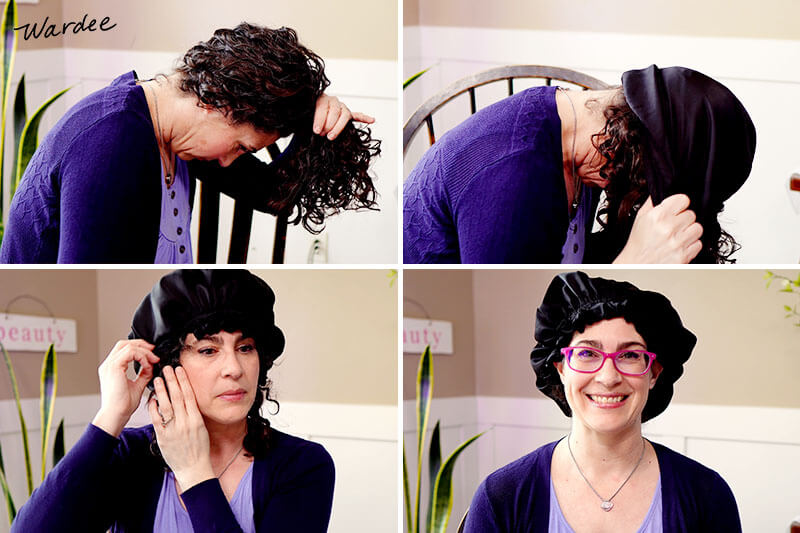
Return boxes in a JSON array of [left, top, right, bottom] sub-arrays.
[[559, 347, 657, 376]]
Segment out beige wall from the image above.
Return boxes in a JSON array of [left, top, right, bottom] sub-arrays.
[[410, 0, 800, 40], [404, 0, 419, 27], [5, 0, 65, 50], [472, 269, 800, 409], [55, 0, 396, 60], [4, 269, 396, 405], [0, 269, 98, 400], [403, 269, 475, 400]]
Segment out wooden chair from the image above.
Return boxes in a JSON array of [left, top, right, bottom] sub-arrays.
[[456, 508, 469, 533], [192, 144, 289, 264], [403, 65, 612, 156]]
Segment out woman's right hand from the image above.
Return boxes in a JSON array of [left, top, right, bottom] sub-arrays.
[[613, 194, 703, 264], [91, 340, 160, 438]]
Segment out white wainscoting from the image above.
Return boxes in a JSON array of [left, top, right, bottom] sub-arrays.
[[4, 47, 398, 264], [403, 26, 800, 264], [0, 395, 397, 533], [403, 396, 800, 533]]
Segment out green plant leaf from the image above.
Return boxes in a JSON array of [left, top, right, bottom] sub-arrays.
[[0, 0, 18, 219], [40, 344, 57, 481], [414, 345, 433, 533], [0, 343, 33, 495], [11, 73, 25, 179], [52, 419, 65, 467], [785, 305, 793, 312], [425, 421, 442, 532], [13, 86, 70, 196], [403, 68, 430, 89], [429, 432, 485, 533], [0, 440, 17, 524], [402, 445, 412, 533]]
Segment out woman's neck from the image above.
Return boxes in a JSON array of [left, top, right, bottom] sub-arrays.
[[567, 421, 645, 475], [206, 418, 248, 464], [556, 88, 617, 208]]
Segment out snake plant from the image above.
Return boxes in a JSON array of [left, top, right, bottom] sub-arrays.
[[404, 346, 484, 533], [0, 342, 65, 525], [0, 0, 70, 239]]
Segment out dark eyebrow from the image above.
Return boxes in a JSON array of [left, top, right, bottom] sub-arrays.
[[571, 339, 647, 350]]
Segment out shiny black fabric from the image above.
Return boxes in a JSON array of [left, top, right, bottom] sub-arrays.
[[530, 271, 696, 422], [129, 269, 285, 384], [621, 65, 756, 231]]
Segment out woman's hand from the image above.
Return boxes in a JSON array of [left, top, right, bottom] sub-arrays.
[[313, 94, 375, 140], [147, 365, 214, 492], [613, 194, 703, 264], [92, 340, 160, 438]]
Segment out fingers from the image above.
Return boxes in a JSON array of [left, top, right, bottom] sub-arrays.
[[175, 366, 202, 418], [312, 94, 330, 135], [351, 112, 375, 124], [322, 97, 344, 139], [659, 193, 691, 215], [162, 366, 188, 420]]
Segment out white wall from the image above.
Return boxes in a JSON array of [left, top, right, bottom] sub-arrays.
[[403, 397, 800, 533], [4, 47, 398, 264], [0, 395, 397, 533], [403, 26, 800, 263]]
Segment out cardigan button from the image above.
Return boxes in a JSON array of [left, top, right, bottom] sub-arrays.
[[170, 190, 176, 200], [177, 227, 183, 236], [573, 243, 579, 254], [173, 208, 178, 216], [179, 245, 186, 254]]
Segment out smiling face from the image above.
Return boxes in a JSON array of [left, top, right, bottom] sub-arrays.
[[554, 318, 662, 435], [172, 106, 280, 167], [178, 330, 260, 427]]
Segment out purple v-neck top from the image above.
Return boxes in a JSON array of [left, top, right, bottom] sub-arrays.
[[548, 474, 663, 532], [155, 158, 193, 263], [403, 86, 598, 264], [154, 463, 255, 533]]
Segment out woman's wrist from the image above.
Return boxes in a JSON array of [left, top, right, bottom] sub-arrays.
[[174, 462, 215, 493], [91, 408, 128, 438]]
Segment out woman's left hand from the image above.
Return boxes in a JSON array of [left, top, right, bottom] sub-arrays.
[[313, 94, 375, 140], [147, 365, 214, 492]]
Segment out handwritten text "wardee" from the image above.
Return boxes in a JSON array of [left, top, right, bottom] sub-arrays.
[[14, 14, 117, 40]]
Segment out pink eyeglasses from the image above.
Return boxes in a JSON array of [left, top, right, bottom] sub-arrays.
[[560, 347, 657, 376]]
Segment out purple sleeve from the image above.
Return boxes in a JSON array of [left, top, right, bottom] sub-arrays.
[[403, 146, 460, 263], [11, 425, 124, 532], [57, 112, 161, 263], [463, 479, 505, 533], [181, 479, 245, 533]]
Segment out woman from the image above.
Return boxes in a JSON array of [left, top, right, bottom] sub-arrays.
[[464, 271, 741, 532], [403, 65, 756, 264], [11, 269, 334, 532], [0, 23, 380, 263]]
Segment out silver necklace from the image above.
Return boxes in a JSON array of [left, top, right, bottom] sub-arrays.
[[566, 434, 646, 512], [215, 443, 244, 479], [146, 81, 175, 187], [558, 87, 580, 212]]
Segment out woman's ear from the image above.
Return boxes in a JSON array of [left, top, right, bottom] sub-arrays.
[[649, 361, 664, 389], [553, 360, 566, 384]]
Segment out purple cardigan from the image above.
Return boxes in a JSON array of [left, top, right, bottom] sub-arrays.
[[403, 86, 599, 264], [464, 440, 741, 532], [11, 424, 334, 533]]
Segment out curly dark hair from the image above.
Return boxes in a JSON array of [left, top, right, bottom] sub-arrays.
[[587, 88, 739, 264], [176, 23, 380, 233], [148, 312, 280, 465]]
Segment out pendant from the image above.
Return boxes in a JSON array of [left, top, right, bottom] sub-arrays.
[[600, 501, 614, 512]]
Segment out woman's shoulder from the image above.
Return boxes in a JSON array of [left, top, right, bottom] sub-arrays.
[[482, 440, 557, 493], [259, 429, 334, 471]]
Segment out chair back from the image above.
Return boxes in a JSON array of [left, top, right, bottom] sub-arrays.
[[195, 143, 288, 264], [456, 507, 469, 533], [404, 65, 612, 156]]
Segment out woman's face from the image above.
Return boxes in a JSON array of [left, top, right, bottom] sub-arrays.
[[178, 330, 260, 427], [173, 107, 280, 168], [554, 317, 662, 435]]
